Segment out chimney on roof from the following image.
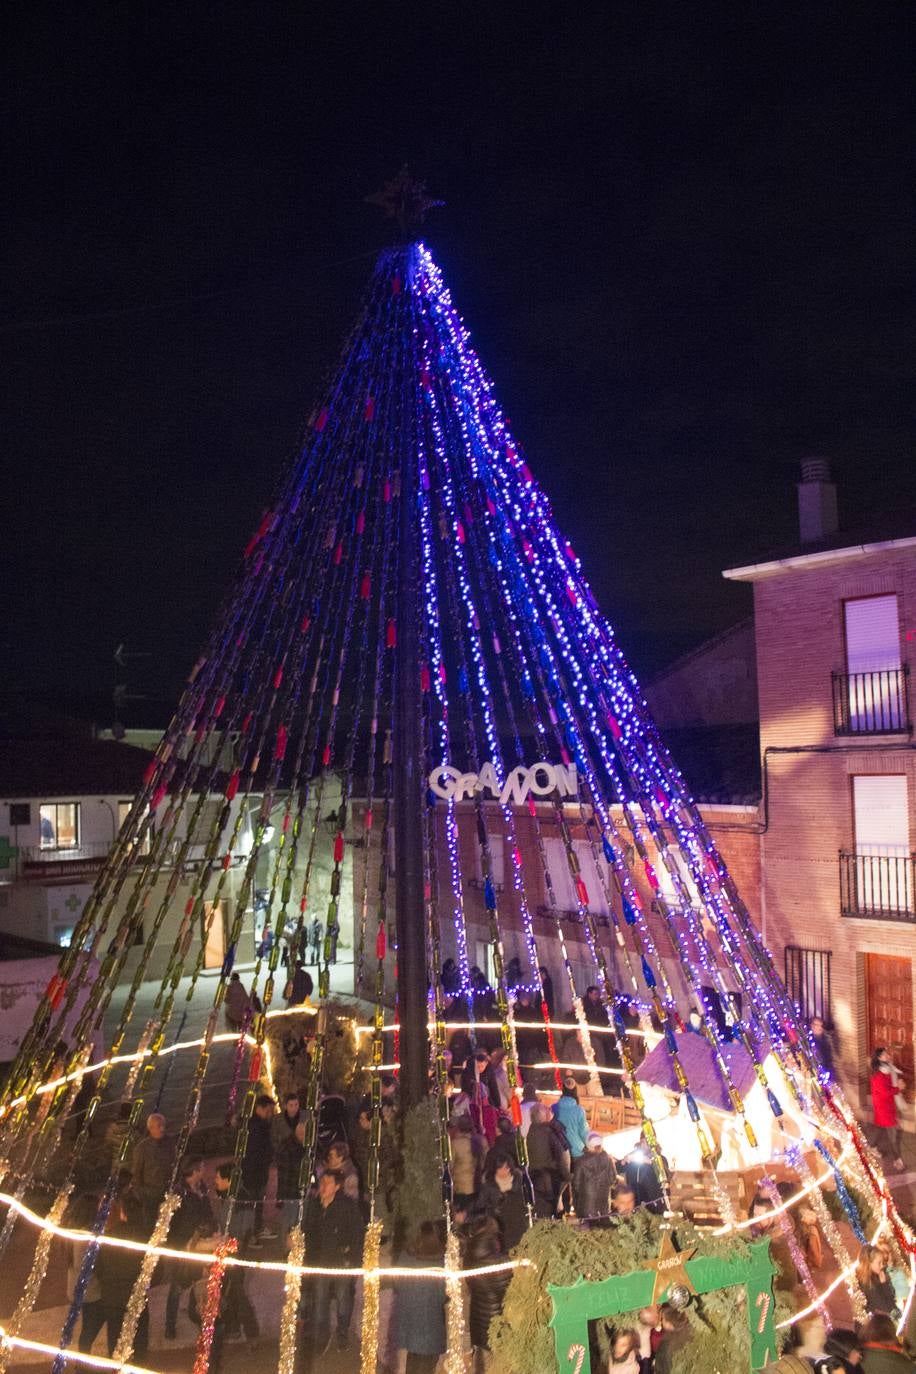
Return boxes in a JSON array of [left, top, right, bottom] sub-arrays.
[[797, 458, 838, 544]]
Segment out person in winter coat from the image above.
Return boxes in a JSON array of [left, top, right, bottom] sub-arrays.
[[809, 1016, 836, 1077], [241, 1095, 275, 1245], [607, 1328, 641, 1374], [449, 1115, 486, 1210], [66, 1193, 104, 1354], [324, 1142, 360, 1203], [94, 1190, 149, 1358], [859, 1313, 916, 1372], [526, 1103, 569, 1217], [224, 972, 250, 1031], [285, 960, 314, 1006], [302, 1169, 366, 1355], [473, 1159, 528, 1251], [817, 1327, 864, 1372], [552, 1076, 589, 1160], [271, 1092, 305, 1233], [653, 1303, 692, 1374], [393, 1222, 447, 1373], [620, 1135, 667, 1215], [483, 1117, 520, 1180], [573, 1131, 614, 1220], [518, 1080, 539, 1138], [464, 1215, 511, 1362], [164, 1157, 216, 1338], [871, 1048, 905, 1172], [129, 1112, 174, 1226], [856, 1243, 898, 1318]]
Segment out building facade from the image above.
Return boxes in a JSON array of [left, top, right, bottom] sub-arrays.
[[724, 468, 916, 1113], [0, 737, 265, 979]]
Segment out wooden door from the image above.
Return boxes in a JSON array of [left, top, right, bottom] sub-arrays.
[[865, 953, 914, 1100], [203, 900, 225, 970]]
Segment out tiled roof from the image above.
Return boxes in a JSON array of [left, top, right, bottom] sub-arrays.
[[0, 739, 154, 799]]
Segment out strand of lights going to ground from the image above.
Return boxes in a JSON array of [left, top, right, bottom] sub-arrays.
[[0, 1326, 158, 1374]]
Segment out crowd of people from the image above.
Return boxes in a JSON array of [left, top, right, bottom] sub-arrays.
[[53, 977, 916, 1373]]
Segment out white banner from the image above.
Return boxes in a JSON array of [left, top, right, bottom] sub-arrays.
[[0, 953, 100, 1063]]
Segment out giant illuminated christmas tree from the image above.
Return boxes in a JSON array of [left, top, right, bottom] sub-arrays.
[[0, 178, 912, 1373]]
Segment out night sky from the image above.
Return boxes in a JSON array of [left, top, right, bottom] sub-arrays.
[[4, 5, 915, 720]]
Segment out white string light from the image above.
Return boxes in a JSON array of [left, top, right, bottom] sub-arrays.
[[0, 1187, 530, 1281], [0, 1324, 157, 1374]]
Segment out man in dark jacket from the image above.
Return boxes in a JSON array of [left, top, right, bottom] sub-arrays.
[[573, 1132, 614, 1221], [620, 1135, 667, 1214], [526, 1103, 569, 1217], [130, 1112, 173, 1226], [303, 1169, 365, 1356], [483, 1117, 520, 1180], [95, 1191, 149, 1358], [809, 1016, 836, 1077], [242, 1095, 275, 1246], [165, 1158, 215, 1338], [473, 1159, 529, 1251], [286, 961, 313, 1006], [271, 1092, 304, 1233]]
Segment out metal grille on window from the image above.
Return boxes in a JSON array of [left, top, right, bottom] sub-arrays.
[[784, 945, 832, 1026]]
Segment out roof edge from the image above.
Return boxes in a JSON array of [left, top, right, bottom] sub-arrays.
[[722, 535, 916, 582]]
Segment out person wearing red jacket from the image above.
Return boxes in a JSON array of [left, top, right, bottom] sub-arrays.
[[870, 1047, 905, 1172]]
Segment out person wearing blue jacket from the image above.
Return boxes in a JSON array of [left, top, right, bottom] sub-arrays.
[[551, 1075, 589, 1159]]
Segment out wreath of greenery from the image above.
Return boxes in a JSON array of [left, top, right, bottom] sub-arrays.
[[488, 1212, 792, 1374]]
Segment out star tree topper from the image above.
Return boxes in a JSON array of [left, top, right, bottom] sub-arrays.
[[365, 165, 445, 236], [648, 1228, 697, 1305]]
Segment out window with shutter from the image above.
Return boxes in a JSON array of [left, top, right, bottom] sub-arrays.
[[852, 775, 911, 914], [843, 596, 904, 731]]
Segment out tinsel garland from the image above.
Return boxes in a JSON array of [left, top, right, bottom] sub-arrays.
[[278, 1227, 304, 1374], [444, 1227, 468, 1374], [359, 1219, 383, 1374], [569, 995, 603, 1097], [0, 1183, 72, 1372], [53, 1183, 115, 1371], [821, 1090, 915, 1258], [759, 1176, 830, 1328], [709, 1172, 738, 1230], [224, 1007, 253, 1124], [111, 1191, 180, 1368], [538, 1002, 562, 1091], [123, 1020, 157, 1101], [191, 1236, 237, 1374], [812, 1139, 865, 1243], [787, 1146, 865, 1324]]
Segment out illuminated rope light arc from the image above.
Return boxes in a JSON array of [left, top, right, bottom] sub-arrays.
[[1, 237, 911, 1374]]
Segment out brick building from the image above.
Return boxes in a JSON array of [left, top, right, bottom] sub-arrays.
[[723, 461, 916, 1114]]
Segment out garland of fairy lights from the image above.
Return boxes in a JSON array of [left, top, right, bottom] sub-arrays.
[[0, 238, 912, 1374]]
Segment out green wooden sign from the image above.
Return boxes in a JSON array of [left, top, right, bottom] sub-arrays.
[[548, 1239, 777, 1374]]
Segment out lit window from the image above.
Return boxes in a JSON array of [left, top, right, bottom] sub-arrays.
[[39, 803, 79, 851], [118, 800, 151, 855]]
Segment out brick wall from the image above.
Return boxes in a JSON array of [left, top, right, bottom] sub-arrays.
[[752, 544, 916, 1110]]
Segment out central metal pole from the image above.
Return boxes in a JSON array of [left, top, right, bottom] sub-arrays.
[[392, 247, 429, 1110]]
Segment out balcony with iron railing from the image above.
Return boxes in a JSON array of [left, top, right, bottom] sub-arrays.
[[832, 666, 911, 736], [839, 849, 916, 922], [19, 842, 113, 880]]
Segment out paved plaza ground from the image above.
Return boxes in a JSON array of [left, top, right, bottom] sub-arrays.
[[2, 958, 916, 1371]]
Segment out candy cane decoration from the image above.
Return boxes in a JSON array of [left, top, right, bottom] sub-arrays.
[[755, 1290, 772, 1333], [567, 1342, 587, 1374]]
